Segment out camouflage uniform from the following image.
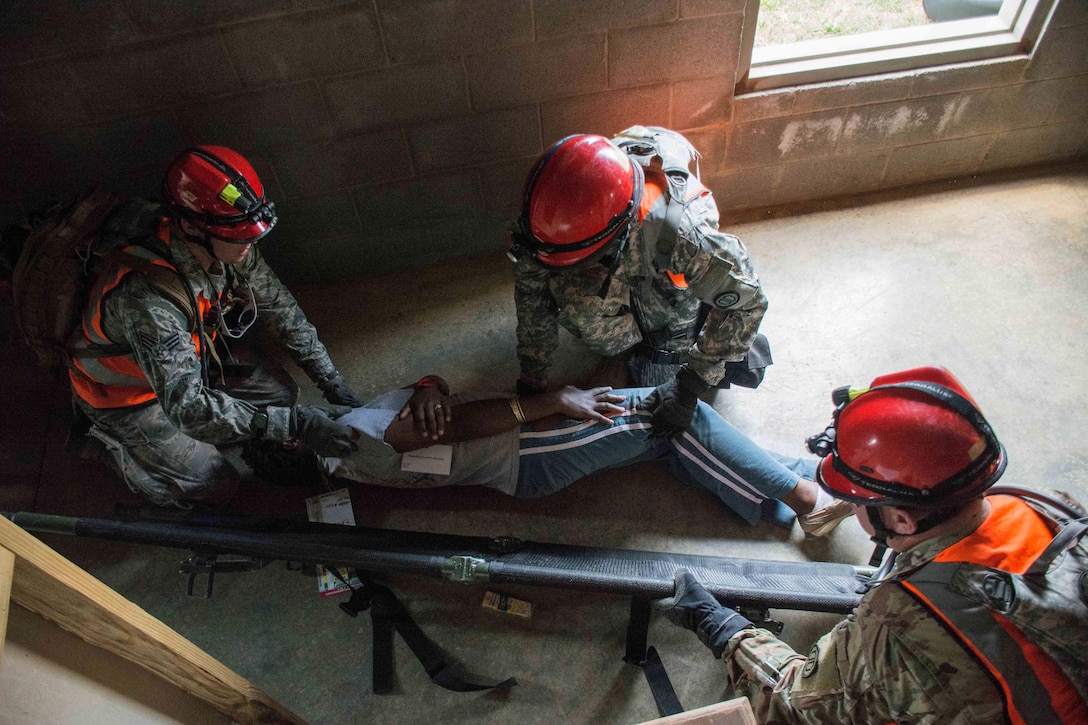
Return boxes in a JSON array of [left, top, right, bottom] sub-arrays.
[[720, 499, 1056, 724], [513, 196, 766, 388], [75, 199, 339, 505]]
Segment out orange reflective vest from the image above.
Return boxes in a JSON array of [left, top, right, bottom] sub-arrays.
[[69, 219, 210, 409], [900, 495, 1088, 725]]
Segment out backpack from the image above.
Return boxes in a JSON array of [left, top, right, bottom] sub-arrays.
[[11, 189, 194, 370], [611, 125, 707, 265], [902, 486, 1088, 704], [612, 126, 773, 389]]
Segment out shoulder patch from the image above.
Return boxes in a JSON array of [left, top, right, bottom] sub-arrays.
[[801, 643, 819, 678], [714, 291, 740, 308]]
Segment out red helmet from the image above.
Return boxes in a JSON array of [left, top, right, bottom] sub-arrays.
[[163, 146, 277, 243], [512, 134, 643, 268], [813, 366, 1006, 507]]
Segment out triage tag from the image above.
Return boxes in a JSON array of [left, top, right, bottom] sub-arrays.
[[305, 488, 361, 597], [401, 444, 453, 476]]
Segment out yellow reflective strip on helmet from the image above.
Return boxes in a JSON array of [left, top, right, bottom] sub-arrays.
[[848, 385, 870, 401], [219, 183, 242, 206]]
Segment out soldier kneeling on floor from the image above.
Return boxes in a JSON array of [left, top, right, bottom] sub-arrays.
[[655, 365, 1088, 724]]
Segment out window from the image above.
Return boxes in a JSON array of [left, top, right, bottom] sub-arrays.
[[737, 0, 1056, 92]]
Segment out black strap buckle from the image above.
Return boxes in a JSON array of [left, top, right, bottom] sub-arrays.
[[180, 552, 269, 598], [981, 572, 1015, 611], [632, 344, 687, 365]]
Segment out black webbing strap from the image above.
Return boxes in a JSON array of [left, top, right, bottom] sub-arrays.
[[624, 597, 652, 664], [624, 598, 684, 717], [643, 647, 683, 717], [1027, 517, 1088, 577], [868, 540, 889, 567], [333, 570, 516, 694]]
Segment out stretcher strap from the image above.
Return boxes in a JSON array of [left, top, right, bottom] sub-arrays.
[[625, 598, 684, 717], [333, 569, 517, 694]]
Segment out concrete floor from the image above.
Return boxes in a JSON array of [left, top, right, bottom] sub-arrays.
[[2, 161, 1087, 724]]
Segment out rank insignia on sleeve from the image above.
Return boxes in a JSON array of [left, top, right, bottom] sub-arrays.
[[801, 644, 819, 678], [136, 329, 158, 351], [140, 329, 184, 357]]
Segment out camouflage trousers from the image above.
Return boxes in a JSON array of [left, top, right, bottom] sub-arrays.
[[78, 361, 297, 507]]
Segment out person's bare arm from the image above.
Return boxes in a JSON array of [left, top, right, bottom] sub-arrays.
[[384, 385, 626, 453]]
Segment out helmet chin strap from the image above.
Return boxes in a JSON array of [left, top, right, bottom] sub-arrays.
[[595, 227, 630, 299], [865, 505, 895, 547], [179, 222, 226, 264]]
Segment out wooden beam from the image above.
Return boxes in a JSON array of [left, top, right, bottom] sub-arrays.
[[636, 698, 757, 725], [0, 546, 13, 669], [0, 515, 305, 725]]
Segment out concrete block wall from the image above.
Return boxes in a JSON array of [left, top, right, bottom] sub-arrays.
[[0, 0, 1085, 284]]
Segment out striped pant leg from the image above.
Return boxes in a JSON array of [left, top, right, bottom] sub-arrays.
[[513, 405, 664, 498], [665, 400, 807, 525]]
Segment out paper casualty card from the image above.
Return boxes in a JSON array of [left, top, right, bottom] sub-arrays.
[[401, 444, 453, 476], [306, 488, 361, 597]]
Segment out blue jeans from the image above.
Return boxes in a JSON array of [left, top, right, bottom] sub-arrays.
[[514, 388, 816, 526]]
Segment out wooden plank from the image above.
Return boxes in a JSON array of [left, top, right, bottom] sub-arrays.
[[0, 546, 13, 669], [0, 515, 305, 725], [635, 698, 758, 725]]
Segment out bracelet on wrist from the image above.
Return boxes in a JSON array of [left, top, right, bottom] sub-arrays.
[[509, 395, 527, 424]]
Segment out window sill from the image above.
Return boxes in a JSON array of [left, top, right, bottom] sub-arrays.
[[738, 0, 1050, 93]]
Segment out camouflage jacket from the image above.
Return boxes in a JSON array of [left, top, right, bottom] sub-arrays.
[[721, 498, 1063, 724], [513, 200, 767, 386], [93, 199, 337, 444]]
